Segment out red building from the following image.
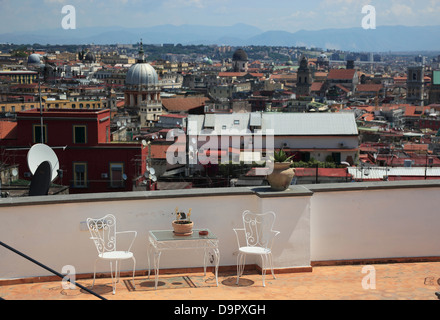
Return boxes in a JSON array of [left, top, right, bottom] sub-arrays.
[[0, 109, 149, 194]]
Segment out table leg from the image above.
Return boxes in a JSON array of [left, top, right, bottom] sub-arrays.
[[204, 247, 220, 285], [147, 244, 151, 279], [213, 248, 220, 286], [153, 250, 161, 290], [203, 248, 208, 276]]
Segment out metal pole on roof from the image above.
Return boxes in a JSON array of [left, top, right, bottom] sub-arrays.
[[315, 163, 319, 184], [425, 152, 428, 180], [38, 74, 44, 143]]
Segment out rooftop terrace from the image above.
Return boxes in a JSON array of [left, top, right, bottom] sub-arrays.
[[1, 180, 440, 302]]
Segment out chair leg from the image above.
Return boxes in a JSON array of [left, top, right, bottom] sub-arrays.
[[110, 261, 116, 295], [92, 258, 98, 289], [132, 256, 136, 289], [116, 260, 120, 283], [269, 253, 276, 280], [261, 254, 268, 287], [236, 252, 246, 285]]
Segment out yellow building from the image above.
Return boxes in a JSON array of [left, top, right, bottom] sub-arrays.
[[0, 99, 106, 114], [101, 54, 136, 65], [0, 71, 38, 84]]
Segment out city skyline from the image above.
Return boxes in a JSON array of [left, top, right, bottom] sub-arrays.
[[1, 0, 440, 34]]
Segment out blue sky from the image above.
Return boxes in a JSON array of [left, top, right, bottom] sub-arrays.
[[1, 0, 440, 33]]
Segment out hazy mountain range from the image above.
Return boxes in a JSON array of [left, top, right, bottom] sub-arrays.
[[2, 23, 440, 52]]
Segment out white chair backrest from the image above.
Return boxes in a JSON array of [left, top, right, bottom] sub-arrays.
[[87, 214, 117, 255], [242, 211, 277, 249]]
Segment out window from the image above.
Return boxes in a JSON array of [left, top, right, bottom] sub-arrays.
[[110, 163, 124, 188], [234, 120, 240, 125], [73, 125, 87, 144], [332, 152, 341, 164], [301, 152, 311, 162], [33, 124, 47, 143], [73, 162, 88, 188]]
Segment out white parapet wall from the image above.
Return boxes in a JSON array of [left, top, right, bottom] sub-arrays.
[[0, 187, 312, 280], [308, 181, 440, 262], [1, 181, 440, 281]]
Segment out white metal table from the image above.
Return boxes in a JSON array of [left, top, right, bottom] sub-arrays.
[[147, 229, 220, 289]]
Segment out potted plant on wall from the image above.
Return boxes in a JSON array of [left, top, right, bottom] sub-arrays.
[[172, 207, 194, 236], [267, 149, 296, 191]]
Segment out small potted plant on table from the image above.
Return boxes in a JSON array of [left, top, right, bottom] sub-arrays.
[[172, 207, 194, 236]]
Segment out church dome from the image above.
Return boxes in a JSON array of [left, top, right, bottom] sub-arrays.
[[203, 57, 213, 65], [233, 48, 248, 61], [125, 63, 159, 86], [84, 52, 96, 62], [27, 53, 41, 65], [318, 53, 328, 61]]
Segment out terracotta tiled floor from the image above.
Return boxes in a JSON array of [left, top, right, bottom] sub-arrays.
[[1, 262, 440, 301]]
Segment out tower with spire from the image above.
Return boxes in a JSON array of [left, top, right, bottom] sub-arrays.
[[138, 39, 145, 63]]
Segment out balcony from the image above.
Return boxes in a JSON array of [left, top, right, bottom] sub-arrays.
[[1, 180, 440, 301]]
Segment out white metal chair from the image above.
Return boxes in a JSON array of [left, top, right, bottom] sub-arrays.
[[233, 210, 280, 287], [87, 214, 137, 295]]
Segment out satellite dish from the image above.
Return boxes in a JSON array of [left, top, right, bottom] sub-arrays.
[[149, 168, 156, 175], [122, 174, 127, 181], [142, 140, 147, 147], [11, 168, 18, 177], [152, 176, 157, 182], [29, 161, 52, 196], [27, 144, 59, 182]]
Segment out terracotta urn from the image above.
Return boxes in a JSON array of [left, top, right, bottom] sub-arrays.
[[172, 220, 194, 236], [267, 162, 296, 191]]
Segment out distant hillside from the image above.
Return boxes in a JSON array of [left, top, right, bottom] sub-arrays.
[[246, 25, 440, 52], [1, 24, 439, 52]]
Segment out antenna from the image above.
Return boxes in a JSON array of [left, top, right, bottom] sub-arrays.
[[145, 161, 157, 185], [27, 144, 60, 182]]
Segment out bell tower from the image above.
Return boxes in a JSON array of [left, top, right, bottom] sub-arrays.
[[296, 56, 313, 96], [407, 66, 425, 106]]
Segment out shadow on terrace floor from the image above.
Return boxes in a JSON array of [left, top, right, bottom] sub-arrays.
[[1, 262, 440, 301]]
